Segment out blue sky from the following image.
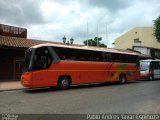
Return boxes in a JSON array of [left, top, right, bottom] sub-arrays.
[[0, 0, 159, 47]]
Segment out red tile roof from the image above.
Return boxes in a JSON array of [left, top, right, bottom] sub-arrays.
[[0, 35, 60, 48], [0, 35, 150, 58]]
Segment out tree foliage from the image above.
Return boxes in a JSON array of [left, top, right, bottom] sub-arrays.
[[153, 16, 160, 42], [83, 37, 107, 48]]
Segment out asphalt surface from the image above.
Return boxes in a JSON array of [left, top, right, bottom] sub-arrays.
[[0, 80, 160, 114]]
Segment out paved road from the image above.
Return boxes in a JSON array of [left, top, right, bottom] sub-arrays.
[[0, 80, 160, 114]]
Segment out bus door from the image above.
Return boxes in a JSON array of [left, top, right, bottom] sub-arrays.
[[153, 61, 160, 79]]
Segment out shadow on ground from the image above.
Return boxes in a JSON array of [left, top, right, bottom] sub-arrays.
[[24, 80, 140, 94]]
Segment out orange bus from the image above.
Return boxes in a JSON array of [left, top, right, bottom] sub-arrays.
[[21, 43, 140, 89]]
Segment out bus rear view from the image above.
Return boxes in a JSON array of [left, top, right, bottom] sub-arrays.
[[140, 60, 160, 80]]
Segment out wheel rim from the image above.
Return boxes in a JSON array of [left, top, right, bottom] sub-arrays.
[[150, 76, 153, 80], [120, 75, 126, 83], [62, 79, 69, 87]]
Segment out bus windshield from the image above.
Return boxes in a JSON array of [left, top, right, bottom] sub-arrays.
[[23, 47, 55, 72], [140, 61, 150, 71], [31, 47, 53, 71], [23, 49, 33, 72]]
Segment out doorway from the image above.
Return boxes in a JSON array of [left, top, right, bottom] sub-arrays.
[[13, 58, 24, 80]]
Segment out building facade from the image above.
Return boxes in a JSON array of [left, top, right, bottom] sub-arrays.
[[0, 24, 56, 81], [0, 35, 51, 81], [114, 27, 160, 59], [0, 24, 82, 81]]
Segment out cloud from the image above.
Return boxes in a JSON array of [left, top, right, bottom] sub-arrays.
[[86, 0, 132, 12], [0, 0, 44, 26], [0, 0, 160, 48]]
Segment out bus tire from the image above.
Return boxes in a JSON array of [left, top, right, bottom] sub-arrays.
[[58, 76, 71, 89], [149, 75, 154, 81], [119, 74, 127, 84]]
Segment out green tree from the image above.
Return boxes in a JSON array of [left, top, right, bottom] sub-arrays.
[[154, 16, 160, 42], [83, 37, 107, 48]]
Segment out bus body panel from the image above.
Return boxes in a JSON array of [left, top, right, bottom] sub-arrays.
[[21, 44, 140, 88], [21, 72, 33, 87], [154, 69, 160, 79], [31, 70, 57, 88], [140, 70, 150, 79], [22, 61, 139, 88], [109, 63, 139, 81], [51, 61, 108, 84]]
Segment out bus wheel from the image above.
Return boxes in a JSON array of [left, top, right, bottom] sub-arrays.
[[58, 76, 71, 89], [119, 74, 127, 84], [149, 75, 154, 81]]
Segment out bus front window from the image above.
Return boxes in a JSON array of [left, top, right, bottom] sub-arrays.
[[32, 47, 53, 71], [140, 62, 150, 71], [23, 49, 33, 72]]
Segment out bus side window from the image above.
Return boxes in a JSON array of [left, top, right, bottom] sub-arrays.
[[102, 52, 108, 62], [107, 53, 112, 62], [116, 54, 120, 62], [154, 62, 160, 69], [150, 62, 153, 70], [92, 51, 99, 62], [65, 48, 75, 60], [76, 50, 92, 61], [52, 47, 63, 60], [126, 55, 130, 63], [61, 55, 66, 60], [158, 62, 160, 69], [92, 51, 96, 61], [126, 55, 134, 63], [120, 54, 126, 63], [130, 55, 136, 63], [76, 49, 84, 61], [112, 53, 120, 62], [53, 47, 75, 61]]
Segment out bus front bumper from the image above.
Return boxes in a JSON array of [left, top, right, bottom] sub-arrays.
[[140, 74, 150, 80], [21, 72, 33, 88]]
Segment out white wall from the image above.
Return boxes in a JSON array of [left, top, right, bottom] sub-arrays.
[[133, 47, 150, 56]]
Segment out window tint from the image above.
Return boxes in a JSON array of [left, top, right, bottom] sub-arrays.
[[153, 61, 160, 69], [51, 46, 138, 63], [119, 54, 138, 63], [111, 53, 120, 62], [53, 47, 76, 60], [32, 47, 53, 70], [23, 49, 32, 72], [102, 52, 111, 62], [76, 50, 92, 61]]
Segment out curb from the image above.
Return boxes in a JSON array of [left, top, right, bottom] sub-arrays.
[[0, 88, 26, 92]]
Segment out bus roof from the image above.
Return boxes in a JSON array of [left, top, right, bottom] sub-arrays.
[[30, 43, 138, 55], [140, 59, 160, 62]]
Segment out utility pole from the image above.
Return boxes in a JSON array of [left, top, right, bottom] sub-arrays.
[[97, 24, 99, 47], [106, 24, 108, 47], [87, 21, 88, 46]]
